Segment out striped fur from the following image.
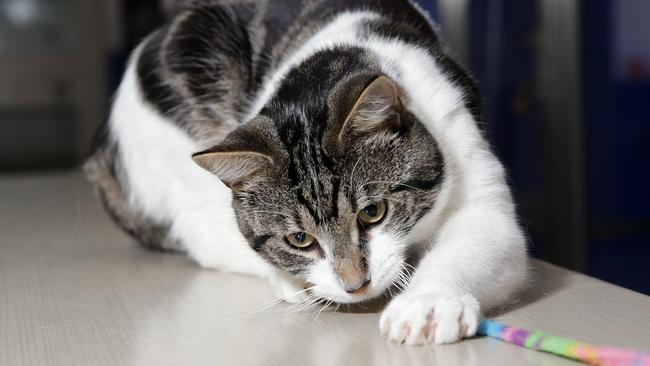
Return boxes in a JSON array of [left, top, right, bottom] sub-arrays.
[[85, 0, 527, 345]]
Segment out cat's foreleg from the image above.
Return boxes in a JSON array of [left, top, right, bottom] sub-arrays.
[[379, 205, 527, 345]]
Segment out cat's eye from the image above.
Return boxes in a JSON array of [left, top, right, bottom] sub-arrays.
[[358, 200, 387, 225], [286, 232, 316, 248]]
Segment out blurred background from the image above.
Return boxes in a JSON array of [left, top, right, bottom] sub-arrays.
[[0, 0, 648, 294]]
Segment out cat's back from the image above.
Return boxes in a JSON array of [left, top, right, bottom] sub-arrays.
[[84, 0, 474, 264], [129, 0, 438, 142]]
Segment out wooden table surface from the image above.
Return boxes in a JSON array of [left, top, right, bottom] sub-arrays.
[[1, 172, 649, 366]]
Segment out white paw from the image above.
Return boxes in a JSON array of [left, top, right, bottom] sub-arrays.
[[269, 271, 310, 304], [379, 293, 480, 345]]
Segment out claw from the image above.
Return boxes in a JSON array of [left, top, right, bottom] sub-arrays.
[[398, 323, 411, 344], [380, 319, 391, 339], [380, 293, 480, 346], [423, 310, 435, 343], [460, 323, 468, 338], [426, 322, 438, 344]]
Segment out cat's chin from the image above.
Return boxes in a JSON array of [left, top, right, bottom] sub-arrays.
[[316, 293, 374, 305], [312, 283, 389, 304], [309, 264, 406, 305]]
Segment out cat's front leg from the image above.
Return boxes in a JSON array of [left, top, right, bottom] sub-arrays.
[[380, 206, 527, 345]]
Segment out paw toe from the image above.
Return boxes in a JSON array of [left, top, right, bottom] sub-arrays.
[[380, 293, 480, 346]]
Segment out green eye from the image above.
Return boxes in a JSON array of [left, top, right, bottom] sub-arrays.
[[286, 232, 316, 248], [358, 200, 387, 225]]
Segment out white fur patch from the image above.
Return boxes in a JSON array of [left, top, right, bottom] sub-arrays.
[[245, 11, 380, 122], [305, 230, 407, 303], [110, 9, 527, 323], [110, 49, 272, 277], [246, 10, 527, 314]]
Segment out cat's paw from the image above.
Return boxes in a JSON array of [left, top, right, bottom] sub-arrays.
[[379, 292, 480, 345], [269, 271, 310, 304]]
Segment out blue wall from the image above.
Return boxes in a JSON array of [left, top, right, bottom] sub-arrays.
[[583, 0, 650, 293], [466, 0, 650, 293]]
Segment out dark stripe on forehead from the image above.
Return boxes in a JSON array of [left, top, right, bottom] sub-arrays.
[[296, 190, 321, 225], [280, 123, 323, 225], [261, 47, 379, 226], [308, 138, 324, 193], [330, 177, 340, 219], [320, 146, 336, 171], [286, 152, 300, 185], [252, 234, 273, 251], [298, 145, 319, 199]]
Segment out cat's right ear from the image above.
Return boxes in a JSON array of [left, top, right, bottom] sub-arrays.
[[337, 76, 403, 143], [192, 150, 272, 190]]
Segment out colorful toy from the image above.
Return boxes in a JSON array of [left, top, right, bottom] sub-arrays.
[[478, 319, 650, 366]]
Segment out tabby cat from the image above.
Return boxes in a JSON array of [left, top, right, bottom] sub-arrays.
[[85, 0, 527, 345]]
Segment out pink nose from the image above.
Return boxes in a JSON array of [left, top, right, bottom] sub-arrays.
[[345, 279, 371, 295]]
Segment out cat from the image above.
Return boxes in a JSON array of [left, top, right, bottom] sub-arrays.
[[85, 0, 527, 345]]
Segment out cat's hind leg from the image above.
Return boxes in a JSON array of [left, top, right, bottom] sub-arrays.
[[84, 136, 183, 252]]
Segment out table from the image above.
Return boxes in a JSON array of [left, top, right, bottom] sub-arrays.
[[1, 172, 648, 365]]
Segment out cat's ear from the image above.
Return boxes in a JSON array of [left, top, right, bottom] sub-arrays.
[[338, 76, 402, 142], [193, 116, 279, 189], [192, 150, 273, 189]]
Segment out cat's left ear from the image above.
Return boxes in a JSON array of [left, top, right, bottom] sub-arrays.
[[192, 118, 278, 189], [192, 150, 272, 189], [338, 76, 403, 142]]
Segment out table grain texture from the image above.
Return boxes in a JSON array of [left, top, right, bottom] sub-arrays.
[[1, 172, 648, 366]]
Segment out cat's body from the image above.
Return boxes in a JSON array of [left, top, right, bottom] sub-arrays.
[[86, 0, 527, 345]]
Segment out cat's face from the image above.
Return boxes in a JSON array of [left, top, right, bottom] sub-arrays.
[[193, 74, 444, 303]]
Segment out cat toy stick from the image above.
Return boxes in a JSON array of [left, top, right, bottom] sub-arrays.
[[478, 319, 650, 366]]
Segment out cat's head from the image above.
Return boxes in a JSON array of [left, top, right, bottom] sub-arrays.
[[193, 68, 444, 303]]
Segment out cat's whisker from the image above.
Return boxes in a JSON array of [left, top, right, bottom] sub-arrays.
[[399, 262, 413, 279], [334, 303, 342, 313], [374, 253, 409, 288], [276, 299, 310, 315], [392, 264, 413, 293], [275, 293, 316, 313], [397, 267, 412, 282], [314, 300, 334, 319], [394, 276, 405, 292], [182, 291, 300, 322], [387, 286, 395, 297], [304, 298, 328, 317], [280, 292, 323, 315], [402, 262, 416, 272], [227, 286, 316, 319], [289, 300, 323, 316]]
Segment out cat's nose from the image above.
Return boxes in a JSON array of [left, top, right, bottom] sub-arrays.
[[345, 279, 371, 295]]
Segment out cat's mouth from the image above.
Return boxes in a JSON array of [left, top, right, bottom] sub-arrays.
[[307, 279, 392, 305], [300, 282, 396, 313], [302, 251, 411, 305]]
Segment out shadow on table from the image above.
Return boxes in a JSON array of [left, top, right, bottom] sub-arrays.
[[336, 260, 570, 317], [485, 260, 570, 317]]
